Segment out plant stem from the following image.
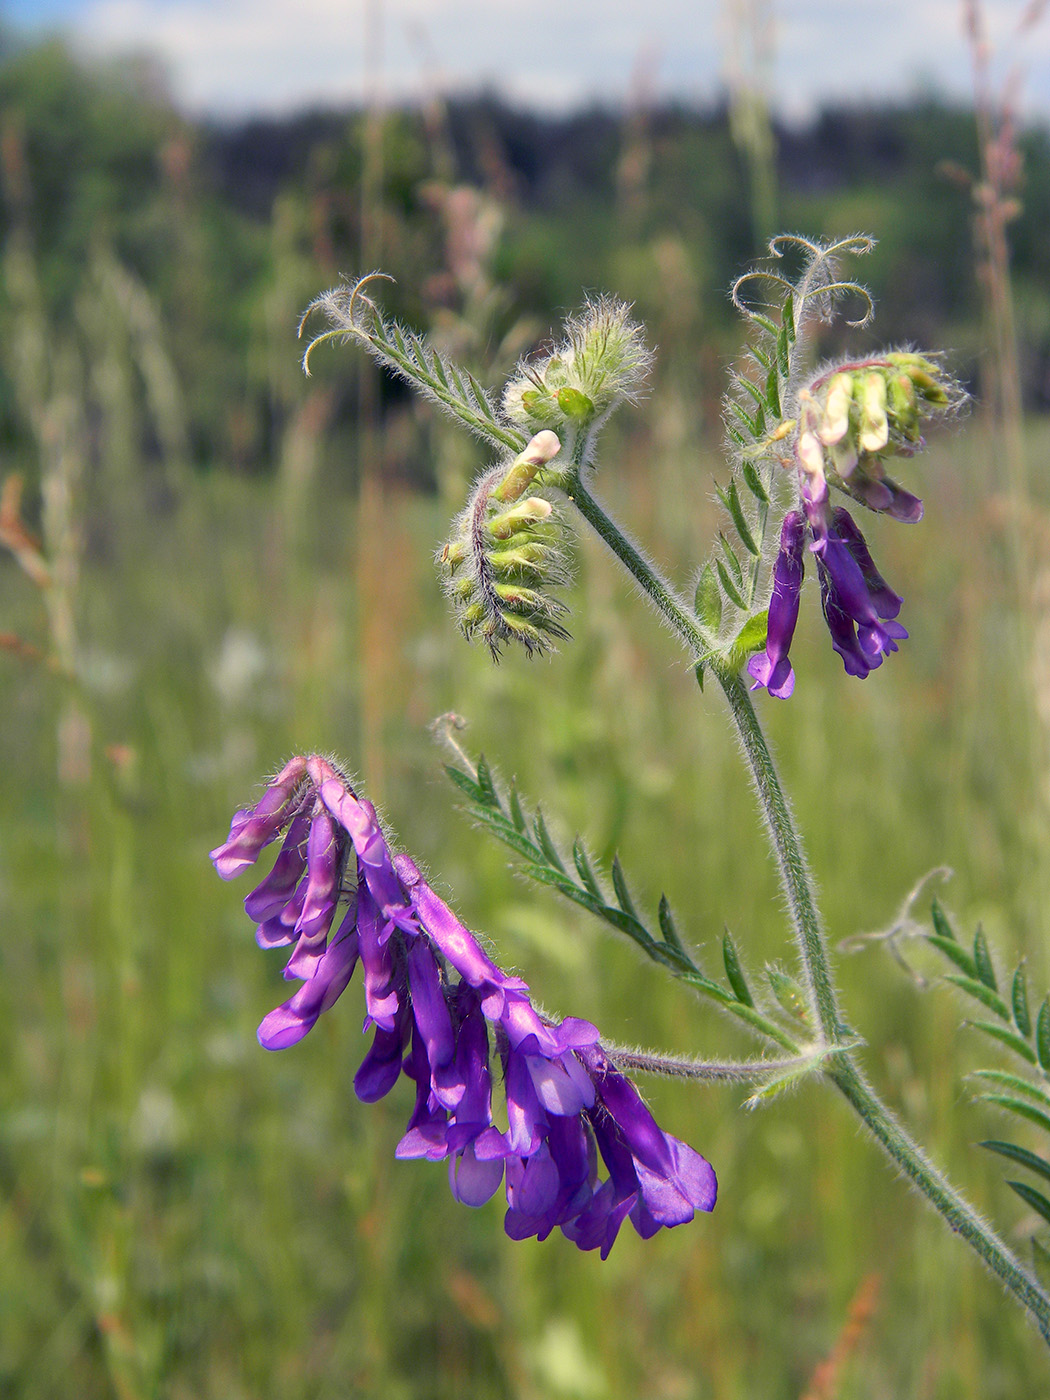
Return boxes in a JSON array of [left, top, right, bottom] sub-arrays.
[[716, 667, 845, 1043], [608, 1048, 807, 1083], [830, 1056, 1050, 1344], [568, 469, 1050, 1344], [566, 473, 714, 657]]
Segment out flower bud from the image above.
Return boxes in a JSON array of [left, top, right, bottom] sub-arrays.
[[491, 431, 562, 505], [858, 373, 889, 453], [502, 297, 652, 439], [439, 452, 572, 659], [788, 351, 963, 542], [818, 373, 853, 446]]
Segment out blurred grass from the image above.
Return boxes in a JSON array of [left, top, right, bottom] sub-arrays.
[[3, 398, 1050, 1398]]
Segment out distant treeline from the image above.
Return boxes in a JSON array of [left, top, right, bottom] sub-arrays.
[[0, 34, 1047, 484]]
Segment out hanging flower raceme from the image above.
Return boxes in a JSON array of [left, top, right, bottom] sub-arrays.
[[748, 353, 961, 696], [211, 757, 717, 1255]]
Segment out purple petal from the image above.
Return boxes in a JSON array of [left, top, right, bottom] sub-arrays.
[[357, 886, 401, 1031], [294, 807, 343, 945], [406, 940, 462, 1109], [243, 812, 310, 922], [318, 780, 406, 915], [449, 1142, 505, 1207], [210, 758, 308, 878], [257, 911, 359, 1050], [748, 511, 804, 699], [355, 1016, 409, 1102]]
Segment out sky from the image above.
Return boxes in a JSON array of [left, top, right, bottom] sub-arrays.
[[2, 0, 1049, 122]]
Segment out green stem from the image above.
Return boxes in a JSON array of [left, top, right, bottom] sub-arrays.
[[568, 470, 1050, 1344], [566, 473, 714, 657], [608, 1048, 808, 1083], [830, 1057, 1050, 1344], [716, 668, 846, 1043]]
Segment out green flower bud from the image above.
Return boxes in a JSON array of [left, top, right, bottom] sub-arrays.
[[439, 457, 573, 659], [556, 386, 596, 420], [491, 431, 562, 504], [887, 373, 920, 443], [502, 296, 652, 445]]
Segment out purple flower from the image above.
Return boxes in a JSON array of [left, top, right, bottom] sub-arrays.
[[212, 757, 717, 1254], [816, 518, 907, 680], [747, 511, 805, 699], [210, 756, 308, 878], [749, 505, 909, 696]]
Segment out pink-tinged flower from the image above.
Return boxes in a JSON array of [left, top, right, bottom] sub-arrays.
[[212, 759, 717, 1253]]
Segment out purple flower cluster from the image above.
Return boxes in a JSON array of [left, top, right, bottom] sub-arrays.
[[212, 756, 716, 1255], [748, 506, 908, 697]]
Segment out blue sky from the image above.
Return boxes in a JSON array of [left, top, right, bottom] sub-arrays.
[[3, 0, 1048, 122]]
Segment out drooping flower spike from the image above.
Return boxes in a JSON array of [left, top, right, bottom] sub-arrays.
[[211, 757, 716, 1255], [749, 352, 960, 697]]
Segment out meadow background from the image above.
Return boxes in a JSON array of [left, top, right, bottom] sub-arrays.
[[3, 19, 1050, 1398]]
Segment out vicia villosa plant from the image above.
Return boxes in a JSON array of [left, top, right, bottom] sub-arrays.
[[209, 235, 1050, 1337]]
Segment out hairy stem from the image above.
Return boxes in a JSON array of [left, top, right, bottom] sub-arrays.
[[568, 470, 1050, 1343], [830, 1057, 1050, 1343], [608, 1048, 808, 1083], [716, 668, 845, 1042], [566, 473, 714, 656]]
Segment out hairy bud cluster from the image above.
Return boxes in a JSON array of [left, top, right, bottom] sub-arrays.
[[794, 352, 961, 533], [502, 298, 652, 439], [440, 431, 571, 658]]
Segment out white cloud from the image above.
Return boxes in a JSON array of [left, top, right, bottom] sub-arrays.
[[69, 0, 1050, 120]]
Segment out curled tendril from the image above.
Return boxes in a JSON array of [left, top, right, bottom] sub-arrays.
[[298, 271, 396, 376], [837, 865, 955, 983], [731, 236, 876, 330], [767, 233, 876, 262], [730, 269, 798, 320]]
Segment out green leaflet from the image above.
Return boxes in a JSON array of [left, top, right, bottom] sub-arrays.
[[981, 1139, 1050, 1188], [695, 564, 723, 631], [443, 752, 801, 1054], [1038, 999, 1050, 1072], [944, 974, 1010, 1022], [970, 1020, 1038, 1065], [1008, 1180, 1050, 1229], [973, 925, 998, 991], [926, 934, 978, 980], [980, 1095, 1050, 1136], [722, 931, 755, 1007], [1013, 963, 1032, 1038]]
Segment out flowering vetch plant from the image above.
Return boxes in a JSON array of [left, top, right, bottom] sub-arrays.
[[213, 233, 1050, 1343], [211, 756, 717, 1255]]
